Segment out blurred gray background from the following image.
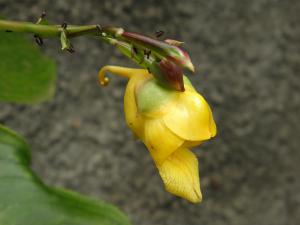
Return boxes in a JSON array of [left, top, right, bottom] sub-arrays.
[[0, 0, 299, 225]]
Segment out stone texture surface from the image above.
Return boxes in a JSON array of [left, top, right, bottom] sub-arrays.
[[0, 0, 299, 225]]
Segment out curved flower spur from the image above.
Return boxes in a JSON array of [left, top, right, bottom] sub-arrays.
[[98, 30, 217, 203]]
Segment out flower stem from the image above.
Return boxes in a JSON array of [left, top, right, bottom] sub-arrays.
[[0, 20, 101, 38]]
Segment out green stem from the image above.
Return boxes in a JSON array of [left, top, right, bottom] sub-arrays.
[[0, 20, 101, 38], [0, 19, 151, 69]]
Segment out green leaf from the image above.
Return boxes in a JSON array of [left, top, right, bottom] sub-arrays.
[[0, 32, 56, 103], [0, 124, 131, 225]]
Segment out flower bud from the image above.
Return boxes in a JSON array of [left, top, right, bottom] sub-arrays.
[[102, 37, 185, 91], [120, 31, 195, 72]]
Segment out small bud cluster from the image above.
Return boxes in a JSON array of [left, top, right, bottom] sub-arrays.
[[100, 27, 195, 91], [21, 12, 194, 91]]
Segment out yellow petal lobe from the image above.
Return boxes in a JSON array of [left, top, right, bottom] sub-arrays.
[[157, 148, 202, 203], [124, 70, 151, 136], [143, 118, 184, 165], [208, 105, 217, 137], [163, 90, 213, 141]]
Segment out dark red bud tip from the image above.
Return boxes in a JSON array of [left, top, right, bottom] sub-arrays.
[[159, 59, 185, 92]]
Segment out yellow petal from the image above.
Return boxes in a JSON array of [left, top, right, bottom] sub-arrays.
[[124, 70, 151, 136], [143, 118, 184, 165], [157, 148, 202, 203], [163, 90, 213, 141], [208, 104, 217, 137]]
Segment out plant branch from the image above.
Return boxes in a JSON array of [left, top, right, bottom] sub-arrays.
[[0, 20, 101, 38]]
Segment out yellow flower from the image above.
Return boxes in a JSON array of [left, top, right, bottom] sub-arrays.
[[98, 66, 217, 203]]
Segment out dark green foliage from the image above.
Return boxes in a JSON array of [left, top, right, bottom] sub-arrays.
[[0, 125, 131, 225], [0, 32, 56, 103]]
